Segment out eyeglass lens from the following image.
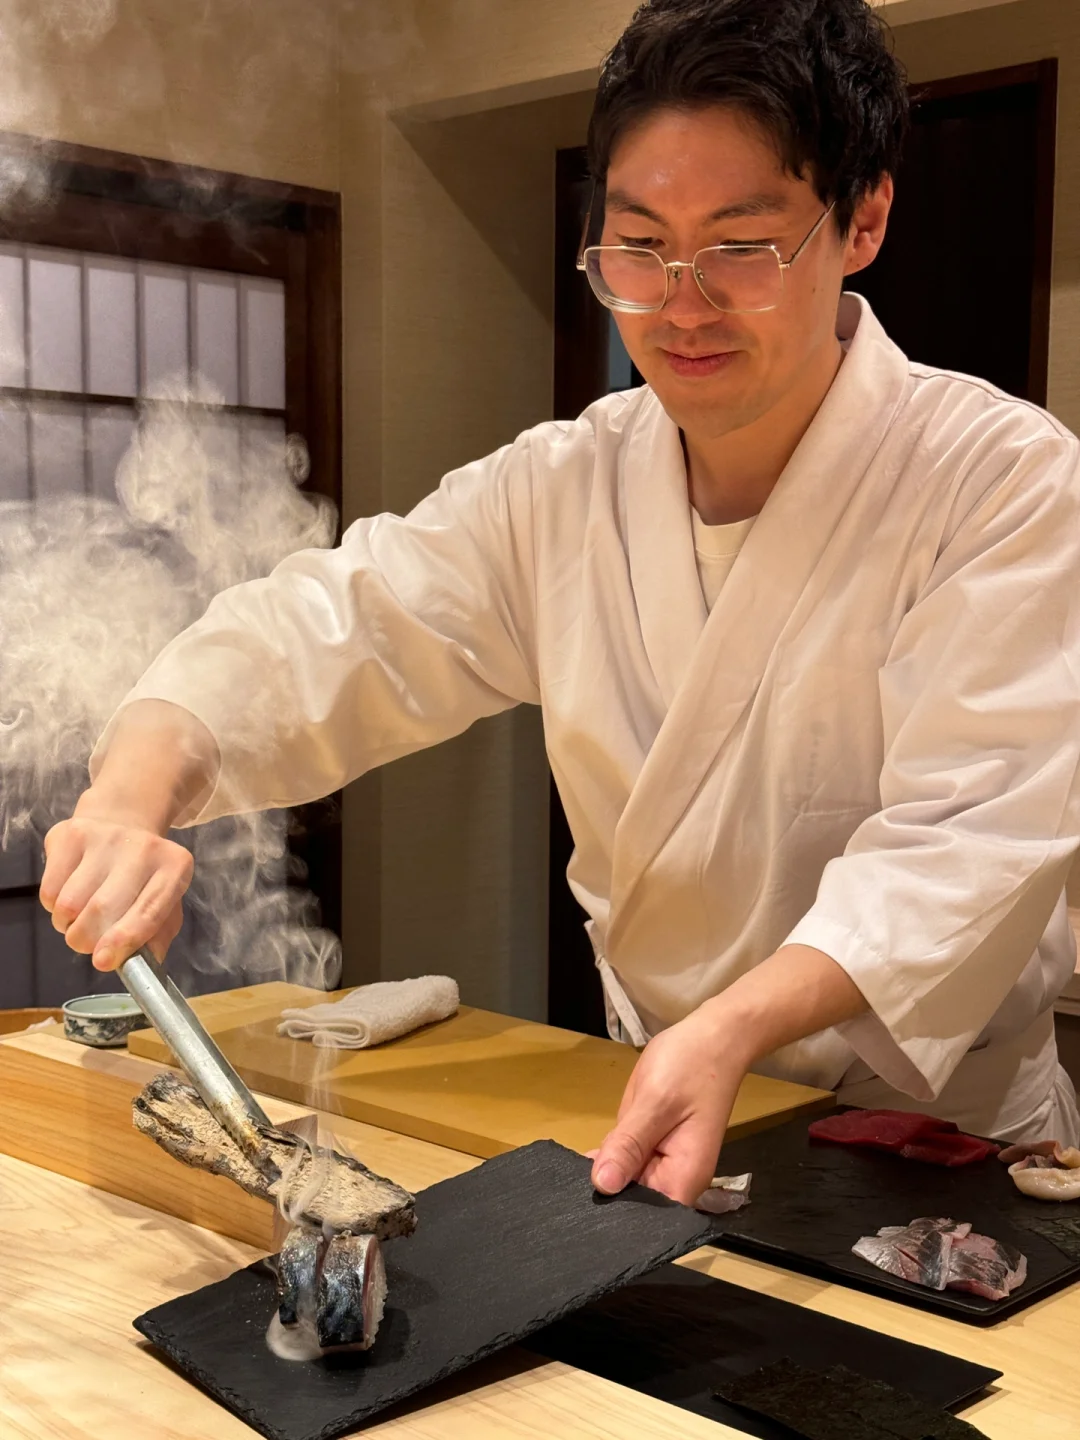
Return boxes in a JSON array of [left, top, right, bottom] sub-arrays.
[[587, 246, 784, 313]]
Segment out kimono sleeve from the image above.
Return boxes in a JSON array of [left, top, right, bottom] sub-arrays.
[[89, 434, 543, 825], [785, 432, 1080, 1100]]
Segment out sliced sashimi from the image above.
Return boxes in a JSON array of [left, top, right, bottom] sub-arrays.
[[1009, 1158, 1080, 1201], [851, 1217, 964, 1290], [998, 1139, 1060, 1165], [999, 1139, 1080, 1171], [809, 1109, 998, 1166], [946, 1231, 1028, 1301], [853, 1216, 1028, 1301], [695, 1172, 752, 1215]]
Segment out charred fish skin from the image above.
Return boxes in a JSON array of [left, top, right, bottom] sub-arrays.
[[276, 1226, 321, 1329], [316, 1233, 386, 1352], [132, 1072, 417, 1238]]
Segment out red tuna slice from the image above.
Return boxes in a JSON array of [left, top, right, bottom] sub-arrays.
[[808, 1109, 999, 1166], [901, 1129, 1000, 1166]]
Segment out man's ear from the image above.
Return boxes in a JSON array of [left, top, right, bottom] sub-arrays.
[[843, 178, 894, 277]]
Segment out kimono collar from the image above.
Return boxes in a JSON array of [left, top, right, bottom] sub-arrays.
[[610, 293, 912, 926]]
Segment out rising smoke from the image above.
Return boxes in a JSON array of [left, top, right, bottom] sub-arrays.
[[0, 395, 343, 995], [0, 0, 349, 1000]]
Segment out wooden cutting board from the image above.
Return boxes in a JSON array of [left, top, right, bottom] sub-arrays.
[[127, 982, 833, 1157]]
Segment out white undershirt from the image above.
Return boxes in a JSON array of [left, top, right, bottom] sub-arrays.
[[688, 328, 852, 612], [691, 508, 756, 611]]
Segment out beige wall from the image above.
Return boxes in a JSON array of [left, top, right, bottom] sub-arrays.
[[337, 78, 594, 1012], [4, 0, 339, 189], [339, 0, 1023, 120]]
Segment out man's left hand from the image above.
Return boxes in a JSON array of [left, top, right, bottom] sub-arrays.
[[588, 943, 867, 1206], [589, 1002, 750, 1207]]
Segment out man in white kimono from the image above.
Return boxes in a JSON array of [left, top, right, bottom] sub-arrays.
[[41, 0, 1080, 1207]]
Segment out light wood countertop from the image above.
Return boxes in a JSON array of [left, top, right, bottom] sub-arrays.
[[0, 1154, 743, 1440], [5, 1135, 1080, 1439], [5, 1018, 1080, 1438]]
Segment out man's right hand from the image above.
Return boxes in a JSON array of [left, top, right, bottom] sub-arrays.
[[40, 810, 194, 971], [37, 698, 219, 972]]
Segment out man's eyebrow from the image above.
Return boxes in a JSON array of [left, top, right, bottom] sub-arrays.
[[605, 187, 791, 225]]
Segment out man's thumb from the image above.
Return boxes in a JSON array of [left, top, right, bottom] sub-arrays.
[[590, 1112, 665, 1194]]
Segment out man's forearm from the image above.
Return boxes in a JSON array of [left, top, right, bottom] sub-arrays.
[[699, 943, 868, 1069], [77, 699, 221, 834]]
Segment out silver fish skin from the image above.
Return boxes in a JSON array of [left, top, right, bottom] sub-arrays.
[[853, 1218, 1027, 1301], [946, 1231, 1027, 1301], [276, 1225, 321, 1328], [853, 1218, 969, 1291], [316, 1232, 387, 1352]]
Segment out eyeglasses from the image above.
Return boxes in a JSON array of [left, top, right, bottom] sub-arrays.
[[577, 203, 836, 315]]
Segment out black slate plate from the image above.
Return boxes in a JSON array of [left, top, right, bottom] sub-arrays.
[[530, 1263, 1000, 1437], [133, 1139, 720, 1440], [706, 1108, 1080, 1324]]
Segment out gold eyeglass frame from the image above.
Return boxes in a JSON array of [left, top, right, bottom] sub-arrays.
[[576, 201, 837, 315]]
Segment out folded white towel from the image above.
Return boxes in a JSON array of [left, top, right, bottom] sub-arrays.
[[277, 976, 459, 1049]]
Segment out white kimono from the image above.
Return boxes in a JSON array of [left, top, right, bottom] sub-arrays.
[[94, 294, 1080, 1141]]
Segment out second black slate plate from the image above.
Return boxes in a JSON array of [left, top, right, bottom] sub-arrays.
[[530, 1263, 1000, 1437], [133, 1140, 719, 1440], [707, 1108, 1080, 1324]]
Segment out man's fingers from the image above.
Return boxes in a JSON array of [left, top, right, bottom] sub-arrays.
[[91, 869, 190, 970], [144, 901, 184, 965], [60, 847, 190, 963], [591, 1131, 647, 1194], [58, 856, 155, 955], [40, 823, 86, 915], [638, 1124, 721, 1207], [591, 1097, 673, 1195]]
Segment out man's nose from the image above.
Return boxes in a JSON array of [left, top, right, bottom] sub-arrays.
[[663, 265, 719, 326]]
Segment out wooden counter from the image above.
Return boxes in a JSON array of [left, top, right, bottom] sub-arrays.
[[127, 982, 834, 1156], [1, 1153, 743, 1440], [7, 1007, 1077, 1438], [6, 1143, 1080, 1440]]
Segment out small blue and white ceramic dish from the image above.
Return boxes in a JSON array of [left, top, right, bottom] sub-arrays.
[[62, 992, 146, 1048]]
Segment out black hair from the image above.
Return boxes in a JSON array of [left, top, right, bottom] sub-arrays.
[[587, 0, 909, 234]]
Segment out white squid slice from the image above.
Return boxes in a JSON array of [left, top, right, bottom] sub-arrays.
[[1008, 1160, 1080, 1201]]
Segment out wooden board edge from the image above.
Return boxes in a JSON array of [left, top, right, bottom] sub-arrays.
[[0, 1037, 277, 1249]]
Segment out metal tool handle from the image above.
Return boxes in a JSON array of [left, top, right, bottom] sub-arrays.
[[120, 946, 272, 1153]]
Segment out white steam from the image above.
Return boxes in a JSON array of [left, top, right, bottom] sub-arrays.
[[0, 392, 342, 993], [0, 0, 368, 997]]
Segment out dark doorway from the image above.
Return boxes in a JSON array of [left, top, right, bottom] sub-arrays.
[[547, 61, 1058, 1035], [845, 61, 1057, 404]]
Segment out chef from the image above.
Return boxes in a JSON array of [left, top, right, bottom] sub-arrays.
[[40, 0, 1080, 1207]]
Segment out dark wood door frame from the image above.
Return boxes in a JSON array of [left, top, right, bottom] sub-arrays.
[[905, 59, 1058, 406], [0, 131, 344, 941]]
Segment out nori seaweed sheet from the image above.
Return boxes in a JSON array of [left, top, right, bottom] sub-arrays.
[[1015, 1212, 1080, 1263], [715, 1361, 985, 1439]]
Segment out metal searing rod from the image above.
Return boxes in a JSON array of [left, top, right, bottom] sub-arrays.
[[119, 946, 274, 1159]]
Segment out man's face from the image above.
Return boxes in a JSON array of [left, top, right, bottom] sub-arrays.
[[601, 105, 875, 439]]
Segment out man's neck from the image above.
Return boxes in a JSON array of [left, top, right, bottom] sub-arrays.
[[684, 334, 845, 525]]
